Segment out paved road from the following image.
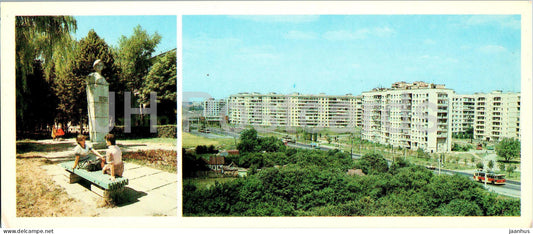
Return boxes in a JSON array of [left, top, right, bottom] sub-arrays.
[[195, 128, 239, 139]]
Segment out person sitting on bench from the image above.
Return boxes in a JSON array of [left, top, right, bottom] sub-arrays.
[[72, 135, 102, 170], [93, 134, 124, 181]]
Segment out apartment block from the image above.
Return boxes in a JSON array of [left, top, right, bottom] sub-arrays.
[[227, 92, 362, 128], [451, 95, 475, 134], [473, 91, 520, 141], [361, 81, 453, 153], [223, 82, 519, 152], [203, 98, 227, 121]]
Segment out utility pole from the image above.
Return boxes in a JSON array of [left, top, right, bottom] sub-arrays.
[[438, 157, 441, 175], [350, 133, 353, 156], [359, 129, 362, 154]]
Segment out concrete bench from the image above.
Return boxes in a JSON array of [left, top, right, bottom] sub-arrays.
[[59, 157, 128, 202]]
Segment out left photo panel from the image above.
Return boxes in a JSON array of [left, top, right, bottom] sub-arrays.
[[15, 15, 178, 217]]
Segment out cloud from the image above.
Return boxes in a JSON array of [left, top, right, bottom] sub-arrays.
[[465, 15, 520, 30], [423, 39, 436, 45], [373, 26, 395, 37], [234, 45, 281, 63], [284, 30, 318, 40], [323, 26, 395, 41], [184, 35, 242, 52], [478, 45, 508, 54], [228, 15, 319, 23]]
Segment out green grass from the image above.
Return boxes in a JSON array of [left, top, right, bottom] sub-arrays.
[[124, 158, 176, 173], [119, 137, 176, 146], [16, 141, 74, 154], [503, 171, 521, 181], [257, 132, 284, 138], [182, 132, 237, 149], [184, 177, 236, 190]]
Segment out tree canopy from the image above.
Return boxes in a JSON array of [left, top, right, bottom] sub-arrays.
[[183, 148, 520, 217], [115, 25, 162, 93], [53, 29, 120, 127], [16, 16, 77, 132], [355, 153, 389, 175], [496, 138, 520, 162], [16, 16, 176, 137], [139, 49, 177, 123]]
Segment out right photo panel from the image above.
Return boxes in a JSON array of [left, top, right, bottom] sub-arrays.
[[181, 15, 521, 217]]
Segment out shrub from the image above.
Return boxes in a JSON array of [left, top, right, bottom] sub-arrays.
[[123, 149, 177, 172], [110, 125, 177, 139], [452, 143, 473, 152]]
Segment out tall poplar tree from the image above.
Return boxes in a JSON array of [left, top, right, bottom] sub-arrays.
[[115, 25, 162, 93]]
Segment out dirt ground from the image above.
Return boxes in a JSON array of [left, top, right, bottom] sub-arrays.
[[16, 157, 97, 217]]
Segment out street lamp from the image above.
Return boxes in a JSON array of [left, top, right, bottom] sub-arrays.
[[438, 154, 441, 175], [483, 153, 488, 190]]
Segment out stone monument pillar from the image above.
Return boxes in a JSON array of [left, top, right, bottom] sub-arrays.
[[86, 60, 109, 149]]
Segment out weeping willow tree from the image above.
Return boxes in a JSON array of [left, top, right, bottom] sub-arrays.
[[16, 16, 77, 135]]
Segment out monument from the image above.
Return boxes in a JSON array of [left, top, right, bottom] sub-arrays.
[[86, 60, 110, 149]]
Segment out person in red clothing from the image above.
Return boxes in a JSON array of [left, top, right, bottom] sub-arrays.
[[56, 124, 65, 141]]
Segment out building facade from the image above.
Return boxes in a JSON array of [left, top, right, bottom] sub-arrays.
[[203, 98, 227, 121], [223, 82, 520, 152], [227, 92, 362, 128], [450, 95, 475, 135], [472, 91, 520, 141], [361, 81, 453, 153]]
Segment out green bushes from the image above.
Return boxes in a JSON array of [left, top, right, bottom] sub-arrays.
[[156, 125, 177, 138], [355, 153, 389, 175], [237, 128, 286, 154], [110, 125, 176, 139], [183, 149, 520, 217], [123, 149, 177, 172], [195, 145, 218, 154], [452, 143, 473, 152]]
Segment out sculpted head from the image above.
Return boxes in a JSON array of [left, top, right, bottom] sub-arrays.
[[93, 60, 104, 73]]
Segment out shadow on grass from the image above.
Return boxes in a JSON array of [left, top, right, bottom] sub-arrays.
[[16, 141, 74, 154]]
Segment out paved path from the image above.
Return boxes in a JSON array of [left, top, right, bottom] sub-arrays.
[[33, 139, 177, 216]]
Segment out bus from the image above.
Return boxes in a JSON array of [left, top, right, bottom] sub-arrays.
[[473, 171, 506, 185]]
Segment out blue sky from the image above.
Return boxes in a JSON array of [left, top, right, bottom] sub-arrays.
[[183, 15, 521, 100], [74, 15, 177, 55]]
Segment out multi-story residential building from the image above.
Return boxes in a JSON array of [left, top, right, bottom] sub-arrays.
[[451, 95, 475, 134], [227, 92, 360, 128], [355, 95, 363, 127], [203, 98, 227, 121], [473, 91, 520, 141], [223, 82, 520, 152], [361, 81, 453, 153]]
